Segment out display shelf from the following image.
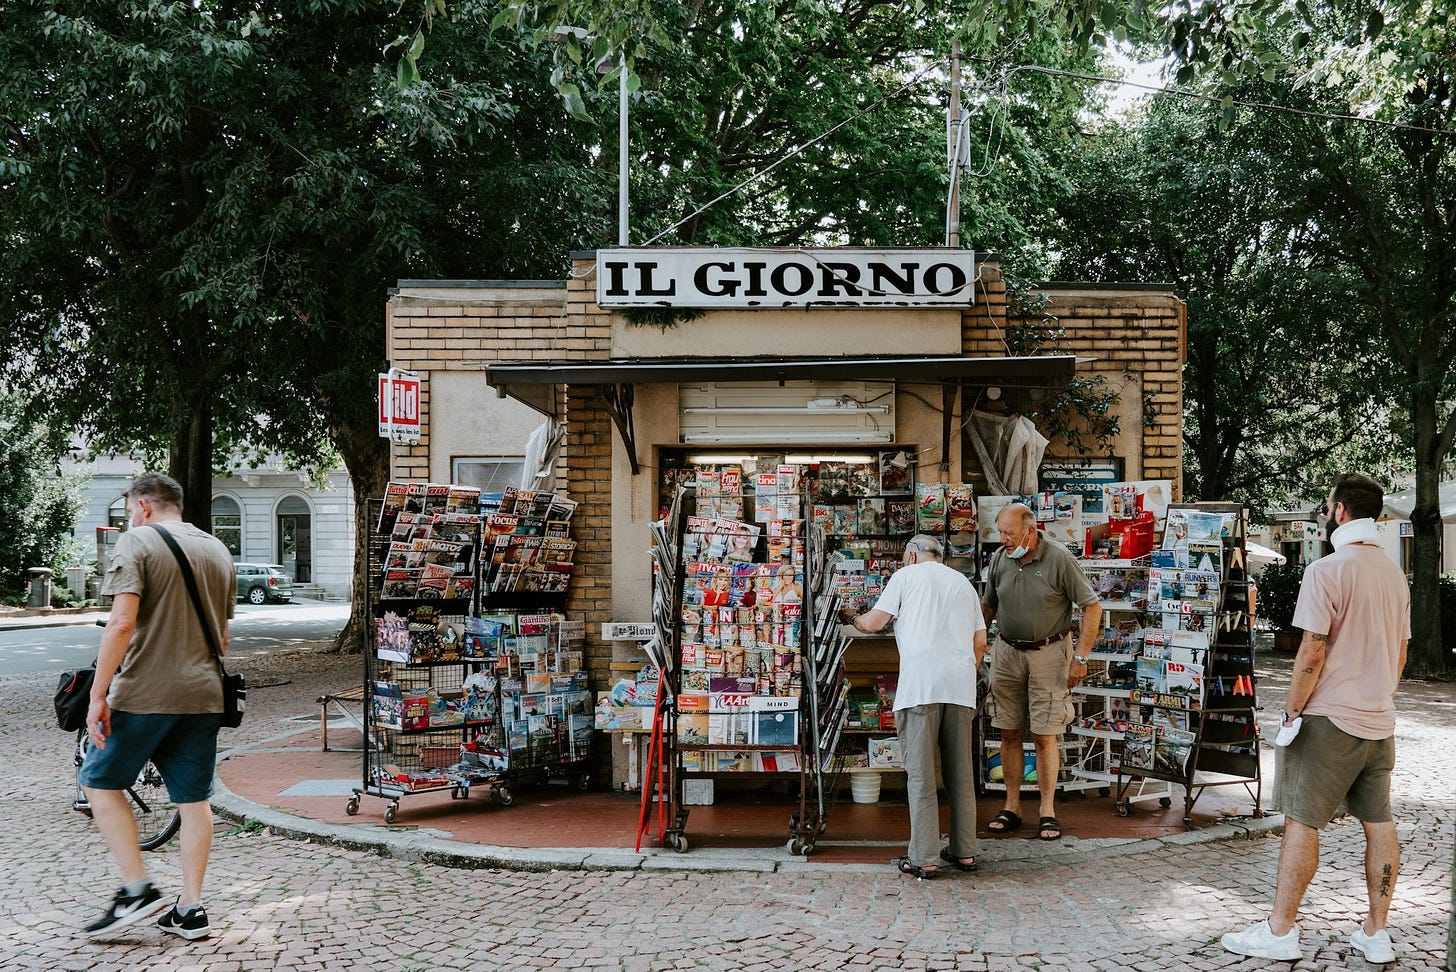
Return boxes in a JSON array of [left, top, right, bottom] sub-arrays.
[[1075, 685, 1136, 699], [1071, 727, 1127, 742]]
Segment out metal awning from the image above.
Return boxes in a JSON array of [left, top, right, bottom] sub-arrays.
[[483, 354, 1079, 475], [485, 354, 1076, 395]]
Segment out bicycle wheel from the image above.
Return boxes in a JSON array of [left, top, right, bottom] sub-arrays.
[[76, 734, 181, 851]]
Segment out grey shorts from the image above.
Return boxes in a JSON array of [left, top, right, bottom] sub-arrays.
[[987, 634, 1075, 736], [1274, 715, 1394, 828]]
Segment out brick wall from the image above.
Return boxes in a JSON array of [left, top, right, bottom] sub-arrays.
[[962, 263, 1186, 497]]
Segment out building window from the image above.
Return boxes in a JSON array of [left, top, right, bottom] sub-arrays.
[[212, 496, 243, 556], [108, 497, 128, 530], [452, 457, 525, 494]]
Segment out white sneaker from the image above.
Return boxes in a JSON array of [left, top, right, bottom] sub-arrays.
[[1221, 919, 1303, 961], [1351, 927, 1396, 963]]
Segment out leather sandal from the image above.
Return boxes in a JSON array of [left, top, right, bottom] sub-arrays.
[[939, 848, 978, 872], [1038, 816, 1063, 841], [986, 809, 1022, 834], [893, 856, 937, 879]]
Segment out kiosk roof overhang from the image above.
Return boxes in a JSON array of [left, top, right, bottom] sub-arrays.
[[485, 354, 1079, 415]]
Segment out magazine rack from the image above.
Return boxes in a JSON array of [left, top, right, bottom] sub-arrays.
[[644, 482, 835, 855], [1113, 502, 1262, 826], [347, 493, 590, 824]]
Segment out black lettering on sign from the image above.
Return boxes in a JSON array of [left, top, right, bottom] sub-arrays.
[[602, 261, 630, 296], [870, 262, 918, 296], [635, 262, 677, 296], [923, 262, 968, 296], [817, 262, 863, 297], [694, 261, 739, 297], [770, 262, 813, 297], [742, 262, 768, 296]]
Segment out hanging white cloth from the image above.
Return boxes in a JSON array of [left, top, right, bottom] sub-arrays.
[[968, 410, 1047, 495], [519, 419, 564, 490]]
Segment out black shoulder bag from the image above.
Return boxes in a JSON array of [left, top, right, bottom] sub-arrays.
[[152, 524, 246, 728]]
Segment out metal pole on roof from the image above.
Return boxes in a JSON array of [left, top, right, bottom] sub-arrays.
[[947, 40, 962, 248], [619, 53, 629, 246]]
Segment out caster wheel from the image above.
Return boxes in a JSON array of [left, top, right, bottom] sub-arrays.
[[345, 796, 360, 816], [1159, 797, 1172, 808], [574, 774, 591, 792], [800, 841, 814, 857], [1115, 801, 1130, 817], [384, 804, 399, 824], [1098, 787, 1110, 798], [669, 833, 689, 853], [495, 786, 514, 807]]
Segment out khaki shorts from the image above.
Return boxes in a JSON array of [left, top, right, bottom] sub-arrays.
[[1274, 715, 1394, 828], [987, 634, 1075, 736]]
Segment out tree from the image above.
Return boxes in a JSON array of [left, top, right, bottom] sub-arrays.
[[0, 389, 87, 602], [1153, 0, 1456, 676], [1, 0, 611, 649], [1049, 87, 1402, 512], [501, 0, 1108, 269]]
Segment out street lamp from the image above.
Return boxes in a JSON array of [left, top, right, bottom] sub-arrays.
[[553, 26, 629, 246]]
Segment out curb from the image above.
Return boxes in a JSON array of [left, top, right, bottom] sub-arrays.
[[209, 773, 1286, 874]]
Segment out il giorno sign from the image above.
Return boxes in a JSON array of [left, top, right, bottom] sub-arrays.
[[596, 248, 976, 309]]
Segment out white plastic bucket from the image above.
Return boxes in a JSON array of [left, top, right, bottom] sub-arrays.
[[850, 771, 881, 804]]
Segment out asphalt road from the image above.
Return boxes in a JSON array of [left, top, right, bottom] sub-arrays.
[[0, 600, 352, 676]]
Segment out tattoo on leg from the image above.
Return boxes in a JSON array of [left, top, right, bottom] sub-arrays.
[[1378, 864, 1392, 898]]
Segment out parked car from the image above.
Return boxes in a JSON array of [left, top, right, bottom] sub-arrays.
[[235, 563, 293, 604]]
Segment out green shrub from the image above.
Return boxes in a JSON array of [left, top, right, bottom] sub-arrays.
[[1256, 559, 1305, 631], [1439, 574, 1456, 659]]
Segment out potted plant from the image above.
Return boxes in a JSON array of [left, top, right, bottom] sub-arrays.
[[1256, 559, 1305, 651]]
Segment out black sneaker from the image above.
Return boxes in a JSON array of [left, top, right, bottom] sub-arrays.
[[157, 903, 211, 940], [84, 885, 167, 936]]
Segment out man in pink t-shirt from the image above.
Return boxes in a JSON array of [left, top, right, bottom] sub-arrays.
[[1223, 474, 1410, 964]]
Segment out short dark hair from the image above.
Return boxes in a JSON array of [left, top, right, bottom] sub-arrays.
[[125, 472, 184, 511], [1330, 473, 1383, 521]]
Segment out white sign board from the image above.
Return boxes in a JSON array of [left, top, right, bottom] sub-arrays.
[[601, 622, 658, 641], [596, 248, 976, 308], [378, 371, 421, 442]]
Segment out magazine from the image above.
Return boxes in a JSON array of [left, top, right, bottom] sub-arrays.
[[1121, 723, 1156, 770], [914, 483, 947, 533]]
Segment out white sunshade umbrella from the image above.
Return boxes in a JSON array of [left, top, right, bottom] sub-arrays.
[[1247, 540, 1286, 570]]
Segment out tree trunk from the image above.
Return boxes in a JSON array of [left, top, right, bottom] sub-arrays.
[[168, 399, 214, 533], [1408, 384, 1447, 676], [329, 400, 390, 654]]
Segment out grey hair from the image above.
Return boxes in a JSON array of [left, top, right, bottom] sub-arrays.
[[905, 534, 944, 559]]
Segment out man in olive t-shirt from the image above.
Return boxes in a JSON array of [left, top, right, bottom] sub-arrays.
[[981, 503, 1100, 841], [77, 473, 235, 939]]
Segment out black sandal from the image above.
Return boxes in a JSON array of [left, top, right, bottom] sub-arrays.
[[1038, 816, 1063, 841], [986, 809, 1022, 834], [893, 856, 937, 879], [939, 848, 978, 872]]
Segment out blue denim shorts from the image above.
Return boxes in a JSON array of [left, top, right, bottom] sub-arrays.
[[78, 711, 221, 804]]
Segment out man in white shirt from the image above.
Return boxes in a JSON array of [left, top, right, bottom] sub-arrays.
[[843, 534, 988, 879]]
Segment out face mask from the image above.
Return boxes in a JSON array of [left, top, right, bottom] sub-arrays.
[[1006, 537, 1030, 560]]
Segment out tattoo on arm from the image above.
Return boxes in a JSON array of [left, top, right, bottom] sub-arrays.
[[1300, 666, 1317, 674], [1309, 633, 1327, 642]]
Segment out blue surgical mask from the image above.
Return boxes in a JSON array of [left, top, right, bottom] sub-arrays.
[[1007, 543, 1030, 560]]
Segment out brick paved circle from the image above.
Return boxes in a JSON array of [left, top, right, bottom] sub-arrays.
[[1, 644, 1448, 970]]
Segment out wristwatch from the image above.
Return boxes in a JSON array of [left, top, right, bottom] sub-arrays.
[[1072, 654, 1089, 665]]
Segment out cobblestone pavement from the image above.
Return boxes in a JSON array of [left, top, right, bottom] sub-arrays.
[[0, 646, 1449, 971]]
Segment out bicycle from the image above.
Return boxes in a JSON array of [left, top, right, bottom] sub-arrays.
[[72, 730, 181, 851]]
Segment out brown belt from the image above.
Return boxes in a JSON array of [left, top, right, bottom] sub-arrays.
[[1001, 628, 1071, 651]]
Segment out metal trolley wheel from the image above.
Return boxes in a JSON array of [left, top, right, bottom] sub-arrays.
[[666, 831, 689, 853], [345, 795, 361, 816]]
